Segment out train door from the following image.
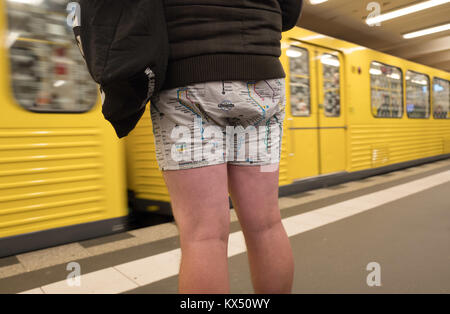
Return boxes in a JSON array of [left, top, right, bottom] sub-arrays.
[[315, 47, 346, 175], [284, 42, 346, 181]]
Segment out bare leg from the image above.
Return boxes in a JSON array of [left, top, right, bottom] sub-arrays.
[[227, 164, 294, 293], [163, 164, 230, 294]]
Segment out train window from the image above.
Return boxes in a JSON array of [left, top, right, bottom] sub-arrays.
[[288, 46, 310, 117], [432, 78, 450, 119], [405, 71, 430, 119], [321, 54, 340, 117], [6, 0, 97, 113], [370, 61, 403, 118]]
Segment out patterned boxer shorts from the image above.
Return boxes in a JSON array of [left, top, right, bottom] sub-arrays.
[[149, 78, 286, 171]]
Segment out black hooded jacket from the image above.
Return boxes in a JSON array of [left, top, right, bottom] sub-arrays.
[[161, 0, 303, 90]]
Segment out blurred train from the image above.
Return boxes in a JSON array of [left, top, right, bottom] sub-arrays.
[[0, 0, 449, 257]]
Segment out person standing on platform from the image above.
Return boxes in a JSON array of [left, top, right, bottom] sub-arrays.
[[150, 0, 303, 294]]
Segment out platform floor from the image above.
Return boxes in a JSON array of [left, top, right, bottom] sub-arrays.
[[0, 159, 449, 294]]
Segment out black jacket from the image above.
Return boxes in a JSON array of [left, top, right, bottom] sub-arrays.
[[161, 0, 303, 90], [73, 0, 302, 138], [73, 0, 169, 138]]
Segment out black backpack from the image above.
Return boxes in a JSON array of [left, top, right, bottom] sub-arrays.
[[71, 0, 169, 138]]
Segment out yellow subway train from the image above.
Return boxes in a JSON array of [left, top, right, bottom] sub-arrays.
[[0, 1, 449, 257]]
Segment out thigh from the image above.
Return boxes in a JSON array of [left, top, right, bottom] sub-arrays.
[[163, 164, 230, 243], [227, 164, 282, 233]]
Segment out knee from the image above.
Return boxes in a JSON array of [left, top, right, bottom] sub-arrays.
[[243, 217, 283, 235], [178, 217, 230, 245]]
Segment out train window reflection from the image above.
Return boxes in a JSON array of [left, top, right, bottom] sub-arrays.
[[321, 54, 340, 117], [432, 78, 450, 119], [370, 61, 403, 118], [405, 71, 430, 119], [288, 46, 310, 117], [6, 0, 97, 113]]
